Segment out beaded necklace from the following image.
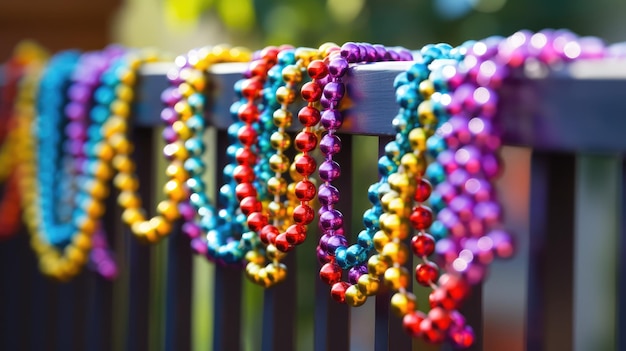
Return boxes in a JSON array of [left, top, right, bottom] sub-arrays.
[[160, 46, 253, 260], [359, 43, 476, 346], [400, 30, 606, 347], [314, 42, 414, 305], [20, 48, 123, 280], [242, 44, 341, 287], [0, 42, 48, 239], [231, 45, 293, 287]]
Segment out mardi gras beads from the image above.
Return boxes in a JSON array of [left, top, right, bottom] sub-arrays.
[[19, 51, 87, 280], [0, 42, 48, 239], [431, 29, 605, 283], [314, 43, 414, 306], [162, 45, 252, 261], [235, 45, 294, 287], [244, 45, 337, 287]]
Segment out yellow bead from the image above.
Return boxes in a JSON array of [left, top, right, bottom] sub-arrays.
[[188, 72, 206, 92], [266, 262, 287, 283], [388, 173, 411, 193], [90, 160, 115, 180], [272, 109, 292, 128], [245, 250, 265, 265], [418, 80, 435, 99], [94, 142, 115, 162], [164, 141, 189, 160], [72, 233, 92, 251], [65, 245, 88, 265], [408, 128, 427, 152], [150, 215, 172, 236], [400, 152, 426, 178], [87, 179, 110, 199], [269, 153, 290, 173], [118, 190, 142, 208], [114, 173, 139, 191], [357, 274, 380, 296], [255, 268, 271, 288], [132, 221, 157, 242], [417, 100, 437, 127], [388, 197, 410, 216], [344, 284, 367, 307], [383, 266, 410, 290], [178, 82, 195, 98], [163, 180, 187, 202], [267, 176, 287, 195], [119, 69, 136, 86], [268, 201, 286, 220], [75, 214, 98, 234], [276, 86, 296, 105], [381, 242, 409, 265], [174, 101, 193, 119], [367, 254, 389, 276], [112, 155, 135, 173], [372, 230, 390, 252], [381, 215, 411, 240], [266, 244, 287, 262], [246, 262, 261, 278], [172, 120, 192, 140], [281, 65, 302, 84], [103, 116, 127, 137], [165, 162, 188, 182], [122, 207, 146, 225], [82, 199, 105, 218], [294, 47, 318, 63], [116, 84, 134, 102], [157, 200, 179, 221], [390, 292, 417, 317], [108, 133, 133, 154], [270, 131, 291, 151], [111, 100, 130, 118]]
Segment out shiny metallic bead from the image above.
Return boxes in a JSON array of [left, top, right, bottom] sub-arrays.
[[357, 274, 380, 296], [344, 284, 367, 307], [390, 292, 417, 317], [384, 266, 410, 290]]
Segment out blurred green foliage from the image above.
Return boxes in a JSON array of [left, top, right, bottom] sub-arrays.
[[166, 0, 626, 49]]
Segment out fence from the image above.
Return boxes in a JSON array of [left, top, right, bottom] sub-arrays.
[[0, 58, 625, 351]]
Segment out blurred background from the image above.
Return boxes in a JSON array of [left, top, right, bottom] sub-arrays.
[[2, 0, 626, 60], [0, 0, 624, 350]]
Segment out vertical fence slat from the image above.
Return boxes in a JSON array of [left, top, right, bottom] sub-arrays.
[[212, 129, 243, 351], [618, 158, 626, 351], [261, 251, 296, 351], [0, 231, 33, 350], [86, 191, 117, 351], [164, 225, 192, 351], [125, 127, 154, 351], [526, 152, 575, 351]]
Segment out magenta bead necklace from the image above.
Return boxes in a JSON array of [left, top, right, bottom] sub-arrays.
[[401, 30, 607, 347]]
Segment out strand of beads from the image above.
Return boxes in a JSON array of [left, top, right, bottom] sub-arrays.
[[235, 45, 295, 287], [19, 51, 88, 280], [358, 43, 478, 347], [33, 48, 124, 280], [0, 42, 48, 239], [315, 43, 414, 306], [245, 45, 333, 287], [162, 46, 252, 262], [431, 29, 605, 286]]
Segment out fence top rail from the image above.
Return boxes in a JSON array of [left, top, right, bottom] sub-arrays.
[[3, 59, 626, 153]]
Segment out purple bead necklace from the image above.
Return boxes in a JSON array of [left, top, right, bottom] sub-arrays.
[[316, 42, 414, 306]]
